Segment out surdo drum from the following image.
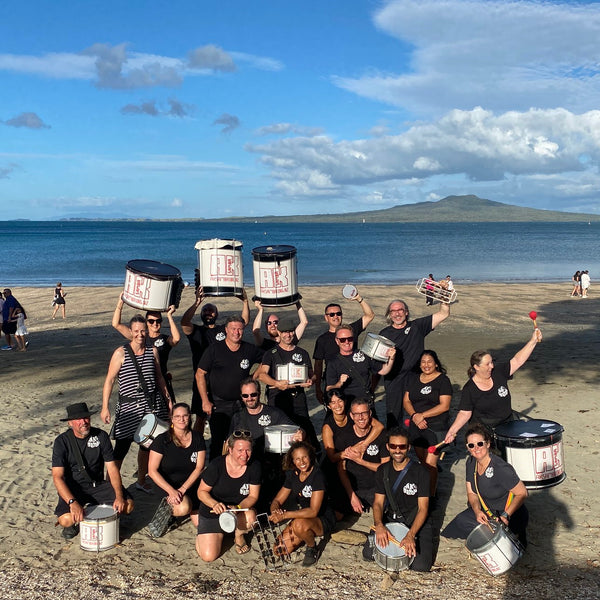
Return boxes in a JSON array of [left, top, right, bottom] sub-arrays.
[[361, 333, 395, 362], [494, 419, 566, 489], [465, 521, 523, 576], [252, 245, 300, 307], [80, 504, 119, 552], [194, 239, 244, 297], [374, 522, 414, 572], [264, 424, 298, 454], [133, 414, 169, 449], [123, 260, 184, 311]]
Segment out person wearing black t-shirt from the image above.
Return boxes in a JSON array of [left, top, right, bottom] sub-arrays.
[[312, 291, 375, 405], [444, 328, 542, 444], [371, 427, 434, 572], [252, 299, 308, 351]]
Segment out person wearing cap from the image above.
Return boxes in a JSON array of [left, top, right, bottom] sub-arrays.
[[251, 299, 308, 352], [255, 317, 319, 450], [312, 290, 375, 405], [181, 286, 250, 430], [51, 402, 134, 540]]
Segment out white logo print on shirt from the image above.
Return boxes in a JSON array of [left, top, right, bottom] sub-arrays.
[[240, 359, 250, 369], [216, 332, 226, 341], [191, 451, 198, 464], [240, 483, 250, 496], [366, 444, 379, 456], [498, 386, 508, 398], [353, 351, 366, 363], [302, 485, 313, 498], [258, 414, 272, 426], [87, 436, 100, 449], [403, 482, 417, 496], [420, 385, 432, 395], [292, 353, 303, 363]]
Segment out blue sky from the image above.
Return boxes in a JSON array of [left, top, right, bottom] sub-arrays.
[[2, 0, 600, 219]]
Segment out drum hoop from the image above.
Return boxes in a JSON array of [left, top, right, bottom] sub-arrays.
[[126, 260, 181, 280]]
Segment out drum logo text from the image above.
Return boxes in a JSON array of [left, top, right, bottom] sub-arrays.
[[259, 266, 289, 293], [209, 254, 240, 283]]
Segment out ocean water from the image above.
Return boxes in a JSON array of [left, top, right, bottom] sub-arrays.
[[0, 220, 597, 287]]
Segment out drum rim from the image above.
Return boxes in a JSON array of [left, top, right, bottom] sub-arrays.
[[83, 503, 118, 521], [252, 245, 297, 257], [195, 238, 243, 250], [126, 259, 181, 279]]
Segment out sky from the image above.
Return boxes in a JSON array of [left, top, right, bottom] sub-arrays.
[[2, 0, 600, 220]]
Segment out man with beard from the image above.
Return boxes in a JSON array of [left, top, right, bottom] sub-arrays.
[[52, 402, 134, 540], [181, 286, 250, 429], [369, 427, 434, 572], [252, 299, 308, 352]]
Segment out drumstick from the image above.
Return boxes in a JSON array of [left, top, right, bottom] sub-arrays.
[[427, 441, 447, 454], [210, 507, 249, 513], [369, 526, 403, 548], [528, 310, 538, 329]]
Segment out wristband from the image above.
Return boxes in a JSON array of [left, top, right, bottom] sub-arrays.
[[500, 510, 509, 520], [68, 498, 76, 506]]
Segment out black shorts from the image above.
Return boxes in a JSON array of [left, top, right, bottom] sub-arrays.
[[196, 513, 224, 535], [2, 321, 16, 335], [54, 481, 129, 517]]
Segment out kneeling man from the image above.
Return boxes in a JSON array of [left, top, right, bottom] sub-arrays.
[[52, 402, 134, 539], [371, 427, 434, 572]]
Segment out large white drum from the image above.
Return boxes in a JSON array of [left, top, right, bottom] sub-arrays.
[[466, 521, 523, 576], [264, 424, 298, 454], [494, 419, 565, 489], [123, 259, 184, 311], [252, 245, 300, 307], [80, 504, 119, 552], [374, 522, 414, 572], [361, 333, 395, 362], [133, 414, 169, 449], [275, 363, 308, 384], [194, 239, 244, 297]]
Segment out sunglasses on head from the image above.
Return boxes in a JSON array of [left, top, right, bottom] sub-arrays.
[[336, 336, 354, 343], [233, 429, 251, 438], [147, 318, 162, 324], [326, 311, 343, 317], [241, 392, 259, 398], [388, 443, 408, 450], [467, 441, 486, 448], [266, 320, 279, 325]]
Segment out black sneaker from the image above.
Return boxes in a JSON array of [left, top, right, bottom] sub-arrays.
[[62, 524, 79, 540], [302, 545, 320, 567], [147, 497, 173, 538]]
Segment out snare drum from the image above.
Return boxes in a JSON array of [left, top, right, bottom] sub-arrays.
[[195, 239, 244, 297], [275, 363, 308, 384], [374, 522, 414, 572], [219, 511, 237, 533], [466, 520, 523, 576], [133, 414, 169, 449], [80, 504, 119, 552], [264, 424, 298, 454], [361, 333, 394, 362], [123, 259, 184, 311], [494, 419, 566, 489], [252, 245, 300, 307]]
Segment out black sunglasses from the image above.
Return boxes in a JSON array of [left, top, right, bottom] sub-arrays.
[[326, 311, 343, 317], [147, 318, 162, 324], [266, 320, 279, 325], [336, 336, 354, 343], [241, 392, 259, 398], [388, 443, 408, 450]]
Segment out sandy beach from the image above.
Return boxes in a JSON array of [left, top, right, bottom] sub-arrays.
[[0, 283, 598, 599]]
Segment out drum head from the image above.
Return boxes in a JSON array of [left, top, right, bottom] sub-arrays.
[[375, 523, 409, 557], [84, 504, 116, 520], [219, 511, 237, 533], [495, 419, 563, 440], [342, 284, 358, 299], [252, 245, 296, 260], [133, 414, 156, 443], [195, 238, 242, 250], [126, 259, 181, 279]]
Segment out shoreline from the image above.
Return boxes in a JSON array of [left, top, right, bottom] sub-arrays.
[[0, 283, 597, 599]]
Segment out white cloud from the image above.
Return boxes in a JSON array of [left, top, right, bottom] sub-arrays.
[[254, 123, 324, 137], [171, 198, 183, 208], [188, 45, 236, 72], [334, 0, 600, 115]]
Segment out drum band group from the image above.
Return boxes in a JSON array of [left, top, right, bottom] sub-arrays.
[[52, 282, 559, 576]]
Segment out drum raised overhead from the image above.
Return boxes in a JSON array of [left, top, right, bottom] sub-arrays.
[[123, 259, 184, 311], [361, 333, 394, 362], [252, 245, 300, 307], [195, 238, 244, 297]]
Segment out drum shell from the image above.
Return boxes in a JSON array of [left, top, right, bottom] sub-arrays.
[[361, 333, 394, 362], [219, 511, 237, 533], [494, 419, 566, 489], [275, 364, 308, 384], [252, 245, 300, 307], [374, 522, 414, 572], [133, 414, 169, 449], [195, 239, 244, 297], [466, 521, 522, 576], [264, 424, 298, 454], [80, 504, 119, 552], [123, 260, 184, 311]]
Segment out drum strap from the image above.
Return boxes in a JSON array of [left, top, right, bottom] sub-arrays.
[[382, 460, 412, 521], [473, 464, 494, 518], [124, 345, 155, 414], [66, 430, 99, 487]]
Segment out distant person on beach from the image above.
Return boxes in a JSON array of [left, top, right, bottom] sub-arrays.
[[252, 299, 308, 351], [52, 402, 134, 540], [312, 290, 375, 405], [51, 282, 66, 319], [424, 274, 435, 306], [181, 286, 250, 430], [102, 314, 172, 493], [13, 307, 28, 352], [571, 271, 581, 297], [2, 288, 23, 350], [113, 295, 181, 402], [379, 299, 450, 428], [580, 270, 590, 298], [444, 327, 543, 443]]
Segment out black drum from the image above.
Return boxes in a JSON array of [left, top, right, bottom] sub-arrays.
[[123, 259, 184, 311], [252, 245, 300, 307]]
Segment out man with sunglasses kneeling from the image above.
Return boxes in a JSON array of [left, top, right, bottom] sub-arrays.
[[368, 427, 434, 572]]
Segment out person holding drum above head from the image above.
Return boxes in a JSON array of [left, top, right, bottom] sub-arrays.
[[102, 315, 172, 493], [112, 295, 181, 403], [196, 316, 262, 461], [442, 423, 529, 547], [313, 290, 375, 405], [269, 441, 336, 567], [326, 324, 396, 414], [252, 299, 308, 352], [196, 431, 260, 561], [379, 299, 450, 429], [181, 285, 250, 430], [403, 350, 452, 496], [52, 402, 134, 540], [255, 317, 319, 451], [444, 327, 543, 444], [369, 427, 434, 572], [146, 402, 206, 537]]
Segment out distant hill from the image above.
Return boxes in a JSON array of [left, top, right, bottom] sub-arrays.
[[210, 195, 600, 223]]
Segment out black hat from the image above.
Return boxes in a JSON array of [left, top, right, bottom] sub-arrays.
[[60, 402, 96, 421], [277, 318, 297, 333]]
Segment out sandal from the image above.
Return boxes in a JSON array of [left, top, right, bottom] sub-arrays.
[[235, 541, 250, 554]]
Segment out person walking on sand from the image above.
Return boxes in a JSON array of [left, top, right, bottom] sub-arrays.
[[13, 307, 28, 351], [2, 288, 22, 350], [580, 270, 590, 298], [52, 282, 66, 319]]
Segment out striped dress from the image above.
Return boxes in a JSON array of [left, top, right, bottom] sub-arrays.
[[114, 345, 168, 439]]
